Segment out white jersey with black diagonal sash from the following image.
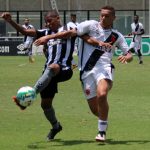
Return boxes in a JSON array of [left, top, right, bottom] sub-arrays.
[[76, 20, 129, 75], [131, 22, 144, 42]]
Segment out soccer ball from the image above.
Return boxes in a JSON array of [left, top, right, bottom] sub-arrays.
[[16, 86, 36, 107]]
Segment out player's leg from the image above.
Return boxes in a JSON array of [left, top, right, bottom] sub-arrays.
[[135, 42, 143, 64], [137, 49, 143, 64], [95, 78, 112, 142], [40, 79, 62, 141], [34, 64, 60, 94]]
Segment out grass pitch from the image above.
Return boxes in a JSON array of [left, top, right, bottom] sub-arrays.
[[0, 56, 150, 150]]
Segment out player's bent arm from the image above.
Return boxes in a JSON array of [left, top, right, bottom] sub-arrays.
[[81, 34, 112, 48], [34, 29, 77, 46], [1, 12, 36, 37]]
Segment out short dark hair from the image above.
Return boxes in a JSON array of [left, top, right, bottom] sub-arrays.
[[71, 13, 76, 17], [134, 14, 139, 18], [101, 5, 115, 16], [44, 10, 59, 18]]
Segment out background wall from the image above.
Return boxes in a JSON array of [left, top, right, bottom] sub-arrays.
[[0, 0, 149, 11]]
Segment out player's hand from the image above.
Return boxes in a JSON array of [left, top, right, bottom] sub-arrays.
[[34, 37, 49, 46], [99, 41, 112, 49], [132, 32, 137, 35], [128, 33, 132, 36], [117, 55, 127, 64], [1, 12, 12, 22]]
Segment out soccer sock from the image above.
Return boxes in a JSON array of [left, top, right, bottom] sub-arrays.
[[137, 50, 143, 61], [44, 107, 59, 129], [98, 119, 108, 132], [33, 67, 55, 94]]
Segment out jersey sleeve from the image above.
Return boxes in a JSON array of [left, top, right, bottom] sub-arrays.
[[116, 32, 130, 55], [36, 29, 47, 39], [76, 20, 96, 36]]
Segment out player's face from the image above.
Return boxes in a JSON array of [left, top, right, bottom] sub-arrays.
[[100, 9, 115, 29], [134, 16, 139, 23], [45, 15, 60, 31], [24, 19, 29, 26]]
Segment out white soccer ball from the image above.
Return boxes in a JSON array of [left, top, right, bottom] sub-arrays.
[[16, 86, 36, 107]]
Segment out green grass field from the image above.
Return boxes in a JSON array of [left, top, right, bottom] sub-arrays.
[[0, 55, 150, 150]]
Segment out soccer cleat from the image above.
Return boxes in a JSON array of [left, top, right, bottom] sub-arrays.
[[12, 96, 26, 110], [139, 60, 143, 64], [71, 64, 78, 70], [29, 56, 35, 63], [47, 123, 62, 141], [95, 131, 106, 142]]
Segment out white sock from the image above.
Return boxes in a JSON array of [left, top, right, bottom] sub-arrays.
[[98, 119, 108, 132]]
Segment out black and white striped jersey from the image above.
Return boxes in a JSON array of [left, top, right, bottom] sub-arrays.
[[36, 25, 76, 68], [22, 24, 34, 42]]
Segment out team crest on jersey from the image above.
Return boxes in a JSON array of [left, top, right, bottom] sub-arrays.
[[111, 35, 117, 43], [85, 88, 91, 95]]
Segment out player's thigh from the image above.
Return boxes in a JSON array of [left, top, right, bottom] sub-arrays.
[[97, 79, 113, 97], [81, 72, 97, 99], [57, 68, 73, 82]]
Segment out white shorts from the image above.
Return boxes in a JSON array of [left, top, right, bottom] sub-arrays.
[[81, 65, 114, 99], [129, 41, 141, 52]]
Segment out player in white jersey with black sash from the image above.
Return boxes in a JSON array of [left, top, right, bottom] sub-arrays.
[[34, 6, 133, 142], [1, 10, 74, 141], [128, 15, 145, 64], [22, 18, 35, 62], [76, 9, 132, 142]]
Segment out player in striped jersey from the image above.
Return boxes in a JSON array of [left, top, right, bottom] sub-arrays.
[[1, 10, 74, 140], [128, 15, 145, 64], [22, 18, 35, 63], [34, 6, 133, 142]]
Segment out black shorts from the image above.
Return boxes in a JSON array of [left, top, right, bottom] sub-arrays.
[[40, 67, 73, 99]]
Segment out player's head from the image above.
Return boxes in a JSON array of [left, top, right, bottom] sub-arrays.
[[133, 15, 139, 23], [70, 13, 77, 23], [44, 10, 61, 32], [24, 18, 30, 26], [100, 5, 116, 29]]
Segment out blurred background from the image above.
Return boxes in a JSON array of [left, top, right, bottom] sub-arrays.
[[0, 0, 149, 36]]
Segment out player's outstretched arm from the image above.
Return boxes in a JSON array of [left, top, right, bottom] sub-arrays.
[[34, 29, 77, 46], [1, 12, 36, 37]]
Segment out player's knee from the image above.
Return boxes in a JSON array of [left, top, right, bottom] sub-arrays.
[[49, 64, 60, 75], [97, 91, 107, 98]]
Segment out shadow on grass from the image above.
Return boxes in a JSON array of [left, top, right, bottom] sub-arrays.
[[27, 139, 95, 149], [27, 138, 150, 149], [105, 139, 150, 145]]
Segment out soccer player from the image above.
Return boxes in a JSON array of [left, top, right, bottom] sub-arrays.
[[22, 18, 35, 63], [1, 11, 74, 141], [128, 15, 145, 64], [34, 6, 133, 142]]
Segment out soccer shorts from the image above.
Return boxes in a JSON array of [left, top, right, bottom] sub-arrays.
[[40, 67, 73, 99], [129, 41, 141, 52], [81, 65, 114, 99]]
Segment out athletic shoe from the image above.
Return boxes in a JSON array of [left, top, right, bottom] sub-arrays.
[[29, 56, 35, 63], [95, 131, 106, 142], [139, 60, 143, 64], [47, 123, 62, 141], [12, 96, 26, 110], [71, 64, 78, 69]]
